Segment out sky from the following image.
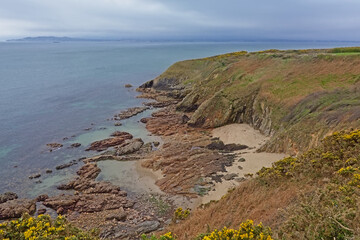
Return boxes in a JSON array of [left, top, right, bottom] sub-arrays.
[[1, 0, 360, 41]]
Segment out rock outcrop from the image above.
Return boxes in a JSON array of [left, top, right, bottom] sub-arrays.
[[0, 192, 18, 204], [0, 199, 36, 220], [86, 132, 133, 151], [114, 107, 149, 120]]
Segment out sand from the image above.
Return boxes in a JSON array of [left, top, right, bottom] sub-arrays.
[[115, 123, 287, 208], [197, 124, 286, 205]]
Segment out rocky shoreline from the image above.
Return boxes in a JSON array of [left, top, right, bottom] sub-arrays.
[[0, 81, 267, 239]]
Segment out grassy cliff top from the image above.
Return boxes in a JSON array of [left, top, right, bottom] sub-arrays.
[[146, 47, 360, 154]]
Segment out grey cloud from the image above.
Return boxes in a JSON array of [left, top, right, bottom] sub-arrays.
[[0, 0, 359, 41]]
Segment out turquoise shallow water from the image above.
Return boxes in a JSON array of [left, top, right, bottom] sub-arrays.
[[0, 40, 359, 197]]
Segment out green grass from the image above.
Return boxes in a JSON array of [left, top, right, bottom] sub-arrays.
[[330, 47, 360, 53], [333, 52, 360, 56]]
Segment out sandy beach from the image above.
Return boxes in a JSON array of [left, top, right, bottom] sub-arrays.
[[197, 124, 287, 205]]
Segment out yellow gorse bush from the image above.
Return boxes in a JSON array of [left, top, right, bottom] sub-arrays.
[[173, 207, 190, 220], [142, 220, 272, 240], [0, 213, 98, 240], [202, 220, 273, 240], [141, 232, 176, 240]]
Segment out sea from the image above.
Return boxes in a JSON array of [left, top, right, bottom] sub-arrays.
[[0, 40, 358, 198]]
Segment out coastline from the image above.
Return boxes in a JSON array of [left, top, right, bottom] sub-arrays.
[[0, 82, 286, 237]]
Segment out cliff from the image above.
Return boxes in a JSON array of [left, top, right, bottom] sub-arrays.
[[140, 48, 360, 154]]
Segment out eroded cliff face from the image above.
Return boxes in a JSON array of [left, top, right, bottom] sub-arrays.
[[139, 49, 360, 154]]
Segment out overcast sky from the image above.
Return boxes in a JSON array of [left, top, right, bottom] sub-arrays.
[[1, 0, 360, 41]]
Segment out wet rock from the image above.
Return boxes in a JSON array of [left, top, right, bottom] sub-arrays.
[[114, 106, 149, 120], [124, 84, 133, 88], [86, 133, 133, 151], [0, 199, 36, 220], [0, 192, 18, 204], [115, 138, 144, 155], [140, 117, 149, 123], [70, 143, 81, 148], [153, 141, 160, 147], [110, 131, 131, 137], [239, 158, 246, 162], [57, 164, 123, 194], [45, 169, 53, 174], [224, 173, 238, 181], [77, 164, 101, 179], [29, 173, 41, 179], [46, 143, 63, 149], [36, 194, 49, 202], [56, 162, 77, 170]]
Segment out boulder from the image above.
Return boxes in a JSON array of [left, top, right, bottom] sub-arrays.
[[0, 192, 18, 204], [0, 199, 36, 220], [86, 133, 133, 151], [70, 143, 81, 148], [105, 208, 127, 221], [29, 173, 41, 179], [46, 143, 63, 149], [115, 138, 144, 155], [36, 194, 49, 202], [224, 173, 238, 181]]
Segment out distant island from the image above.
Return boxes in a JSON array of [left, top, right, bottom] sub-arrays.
[[7, 36, 87, 42], [7, 36, 108, 42]]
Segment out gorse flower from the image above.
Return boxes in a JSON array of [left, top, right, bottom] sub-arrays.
[[202, 220, 273, 240], [142, 220, 272, 240], [0, 213, 98, 240]]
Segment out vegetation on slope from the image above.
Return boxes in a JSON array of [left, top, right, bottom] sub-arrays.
[[162, 130, 360, 239], [143, 47, 360, 154], [143, 220, 273, 240], [0, 214, 98, 240]]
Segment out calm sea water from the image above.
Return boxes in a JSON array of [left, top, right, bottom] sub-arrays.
[[0, 41, 358, 197]]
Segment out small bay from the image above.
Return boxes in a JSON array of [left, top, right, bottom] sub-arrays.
[[0, 40, 357, 197]]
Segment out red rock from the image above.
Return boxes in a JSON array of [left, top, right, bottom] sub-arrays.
[[85, 132, 133, 151]]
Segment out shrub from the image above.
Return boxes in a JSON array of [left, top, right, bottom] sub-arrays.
[[173, 207, 190, 221], [0, 213, 98, 240], [141, 232, 176, 240], [201, 220, 273, 240]]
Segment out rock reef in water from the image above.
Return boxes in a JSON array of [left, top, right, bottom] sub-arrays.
[[85, 132, 133, 151]]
